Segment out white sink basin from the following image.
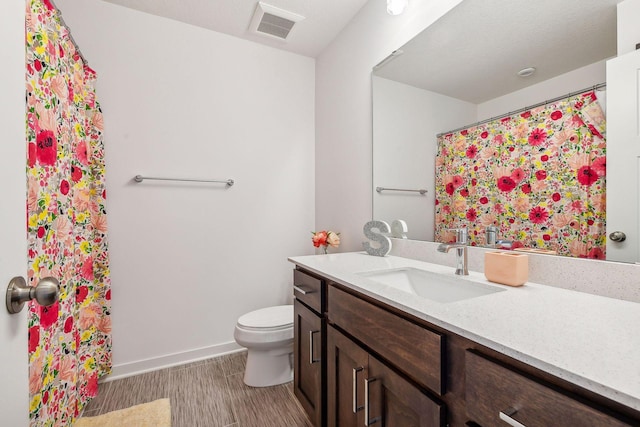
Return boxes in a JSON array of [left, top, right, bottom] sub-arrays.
[[357, 267, 506, 303]]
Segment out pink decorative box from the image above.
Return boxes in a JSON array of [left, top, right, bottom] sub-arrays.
[[484, 252, 528, 287]]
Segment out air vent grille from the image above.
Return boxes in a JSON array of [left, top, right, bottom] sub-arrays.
[[257, 13, 296, 39], [249, 2, 305, 41]]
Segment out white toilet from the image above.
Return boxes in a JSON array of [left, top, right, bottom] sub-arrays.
[[234, 305, 294, 387]]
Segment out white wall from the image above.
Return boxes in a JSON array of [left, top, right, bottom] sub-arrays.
[[56, 0, 315, 377], [617, 0, 640, 55], [315, 0, 463, 252], [372, 76, 476, 240]]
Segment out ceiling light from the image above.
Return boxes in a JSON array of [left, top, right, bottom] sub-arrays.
[[387, 0, 408, 15], [517, 67, 536, 77]]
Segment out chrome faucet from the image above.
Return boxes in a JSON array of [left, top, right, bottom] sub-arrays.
[[485, 225, 498, 247], [437, 228, 469, 275]]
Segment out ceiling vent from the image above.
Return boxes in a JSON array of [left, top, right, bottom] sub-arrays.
[[249, 2, 305, 41]]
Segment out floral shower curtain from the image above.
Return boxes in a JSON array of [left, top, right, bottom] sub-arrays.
[[26, 0, 111, 425], [435, 90, 606, 258]]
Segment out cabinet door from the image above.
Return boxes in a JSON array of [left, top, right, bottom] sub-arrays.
[[327, 326, 369, 427], [294, 299, 324, 426], [367, 356, 445, 427]]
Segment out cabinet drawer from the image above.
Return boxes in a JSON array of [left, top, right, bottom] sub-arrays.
[[293, 269, 324, 314], [328, 285, 444, 395], [465, 351, 632, 427]]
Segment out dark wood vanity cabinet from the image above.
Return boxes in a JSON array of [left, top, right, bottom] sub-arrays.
[[293, 269, 640, 427], [327, 325, 444, 427], [293, 268, 326, 427], [326, 285, 445, 426]]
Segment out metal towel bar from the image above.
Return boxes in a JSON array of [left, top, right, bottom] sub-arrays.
[[134, 175, 234, 186], [376, 186, 427, 195]]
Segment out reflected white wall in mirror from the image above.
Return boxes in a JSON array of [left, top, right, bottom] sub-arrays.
[[373, 75, 476, 241]]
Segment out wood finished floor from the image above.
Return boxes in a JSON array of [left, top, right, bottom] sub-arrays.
[[80, 351, 313, 427]]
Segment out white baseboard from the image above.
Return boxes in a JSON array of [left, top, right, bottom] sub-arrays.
[[103, 341, 244, 382]]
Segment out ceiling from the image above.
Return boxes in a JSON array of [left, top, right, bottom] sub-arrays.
[[374, 0, 622, 104], [101, 0, 370, 58]]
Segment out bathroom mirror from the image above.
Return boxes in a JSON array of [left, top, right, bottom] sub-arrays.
[[371, 0, 634, 261]]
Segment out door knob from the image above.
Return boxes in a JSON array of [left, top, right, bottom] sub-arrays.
[[609, 231, 627, 242], [6, 276, 60, 314]]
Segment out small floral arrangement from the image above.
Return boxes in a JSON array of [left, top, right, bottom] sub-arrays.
[[311, 230, 340, 254]]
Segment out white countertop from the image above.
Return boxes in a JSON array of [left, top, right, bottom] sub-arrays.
[[288, 252, 640, 411]]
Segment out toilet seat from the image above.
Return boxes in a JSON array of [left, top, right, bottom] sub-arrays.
[[237, 305, 293, 331]]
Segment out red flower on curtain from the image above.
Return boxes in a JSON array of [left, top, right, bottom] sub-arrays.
[[466, 145, 477, 158], [466, 208, 477, 221], [71, 165, 83, 182], [39, 302, 59, 329], [588, 248, 605, 259], [497, 176, 516, 192], [592, 157, 606, 176], [76, 286, 89, 303], [445, 183, 454, 195], [528, 128, 547, 146], [28, 326, 39, 353], [60, 179, 70, 195], [64, 316, 73, 333], [511, 168, 525, 183], [588, 123, 603, 139], [77, 140, 89, 165], [577, 166, 598, 186], [529, 206, 549, 224], [28, 143, 37, 167], [35, 130, 57, 165], [81, 257, 95, 281]]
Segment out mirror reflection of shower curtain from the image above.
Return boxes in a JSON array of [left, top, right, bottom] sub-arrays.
[[434, 90, 606, 259], [26, 0, 112, 425]]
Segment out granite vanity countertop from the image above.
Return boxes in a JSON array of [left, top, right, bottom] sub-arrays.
[[288, 252, 640, 411]]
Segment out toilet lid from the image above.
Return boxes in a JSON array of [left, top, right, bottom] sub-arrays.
[[238, 305, 293, 330]]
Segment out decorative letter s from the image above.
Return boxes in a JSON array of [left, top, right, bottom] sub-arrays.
[[362, 220, 392, 257]]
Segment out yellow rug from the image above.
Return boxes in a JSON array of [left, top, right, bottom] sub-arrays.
[[74, 398, 171, 427]]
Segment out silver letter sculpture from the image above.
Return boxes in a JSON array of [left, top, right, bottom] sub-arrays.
[[363, 220, 392, 256]]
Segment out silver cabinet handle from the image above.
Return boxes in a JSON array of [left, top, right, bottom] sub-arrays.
[[364, 377, 380, 426], [6, 276, 60, 314], [499, 407, 526, 427], [293, 285, 315, 295], [352, 367, 364, 413], [309, 330, 321, 364]]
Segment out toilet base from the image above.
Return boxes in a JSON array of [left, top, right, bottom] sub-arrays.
[[243, 347, 293, 387]]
